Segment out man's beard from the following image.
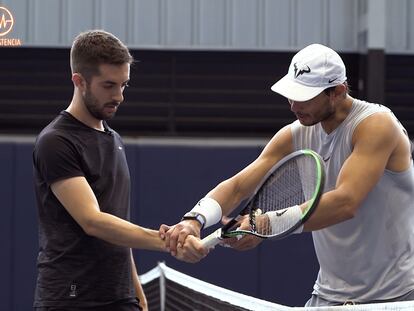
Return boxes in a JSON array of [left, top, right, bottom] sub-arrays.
[[83, 88, 119, 120], [298, 98, 335, 126], [301, 109, 335, 126]]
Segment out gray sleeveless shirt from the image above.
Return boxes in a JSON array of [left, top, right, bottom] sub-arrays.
[[291, 99, 414, 302]]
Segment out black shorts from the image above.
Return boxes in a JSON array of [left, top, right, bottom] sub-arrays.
[[34, 299, 142, 311]]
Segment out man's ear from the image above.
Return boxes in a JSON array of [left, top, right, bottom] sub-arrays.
[[333, 83, 346, 98], [72, 73, 87, 91]]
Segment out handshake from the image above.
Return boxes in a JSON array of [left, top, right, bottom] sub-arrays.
[[157, 198, 264, 263]]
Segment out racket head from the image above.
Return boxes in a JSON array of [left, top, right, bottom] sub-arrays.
[[222, 149, 325, 240]]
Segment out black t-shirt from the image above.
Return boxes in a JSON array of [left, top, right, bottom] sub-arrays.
[[32, 111, 135, 308]]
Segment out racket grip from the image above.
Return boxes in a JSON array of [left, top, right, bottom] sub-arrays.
[[201, 228, 222, 249]]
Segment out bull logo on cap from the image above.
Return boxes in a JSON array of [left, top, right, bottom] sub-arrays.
[[293, 62, 311, 78]]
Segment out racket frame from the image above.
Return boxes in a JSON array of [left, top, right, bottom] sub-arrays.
[[202, 149, 325, 248]]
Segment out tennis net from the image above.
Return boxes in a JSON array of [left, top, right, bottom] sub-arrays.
[[140, 262, 414, 311]]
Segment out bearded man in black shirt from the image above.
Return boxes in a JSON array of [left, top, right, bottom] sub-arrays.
[[32, 30, 206, 311]]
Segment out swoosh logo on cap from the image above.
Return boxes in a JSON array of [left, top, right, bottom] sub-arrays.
[[328, 77, 338, 83]]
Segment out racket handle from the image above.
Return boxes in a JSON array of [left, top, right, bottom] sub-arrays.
[[201, 228, 222, 249]]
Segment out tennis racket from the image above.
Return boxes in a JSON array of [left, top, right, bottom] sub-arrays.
[[201, 149, 325, 249]]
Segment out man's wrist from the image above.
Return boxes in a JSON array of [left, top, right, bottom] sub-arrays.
[[266, 205, 303, 235], [181, 212, 206, 230], [187, 197, 222, 229]]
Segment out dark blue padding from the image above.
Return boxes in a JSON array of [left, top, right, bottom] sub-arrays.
[[0, 143, 15, 311], [13, 144, 38, 310]]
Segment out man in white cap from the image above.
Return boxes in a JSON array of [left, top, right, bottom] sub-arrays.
[[161, 44, 414, 306]]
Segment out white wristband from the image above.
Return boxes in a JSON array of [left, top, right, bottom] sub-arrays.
[[266, 205, 303, 235], [190, 197, 222, 229]]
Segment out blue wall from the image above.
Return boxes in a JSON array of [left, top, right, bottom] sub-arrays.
[[0, 140, 318, 310]]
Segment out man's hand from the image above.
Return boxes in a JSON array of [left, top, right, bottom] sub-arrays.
[[221, 234, 263, 251], [175, 235, 209, 263], [159, 219, 202, 256], [220, 214, 263, 251], [139, 299, 148, 311]]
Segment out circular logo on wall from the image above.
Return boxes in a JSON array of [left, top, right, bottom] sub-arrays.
[[0, 7, 14, 37]]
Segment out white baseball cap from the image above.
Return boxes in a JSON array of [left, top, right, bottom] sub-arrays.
[[271, 43, 347, 102]]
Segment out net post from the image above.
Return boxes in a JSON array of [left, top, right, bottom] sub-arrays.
[[158, 262, 166, 311]]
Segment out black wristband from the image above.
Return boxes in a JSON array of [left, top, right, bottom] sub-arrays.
[[181, 212, 206, 230]]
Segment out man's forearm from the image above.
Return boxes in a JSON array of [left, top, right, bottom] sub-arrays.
[[85, 211, 167, 251]]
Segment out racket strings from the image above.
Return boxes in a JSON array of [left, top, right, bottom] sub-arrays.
[[249, 156, 318, 236]]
